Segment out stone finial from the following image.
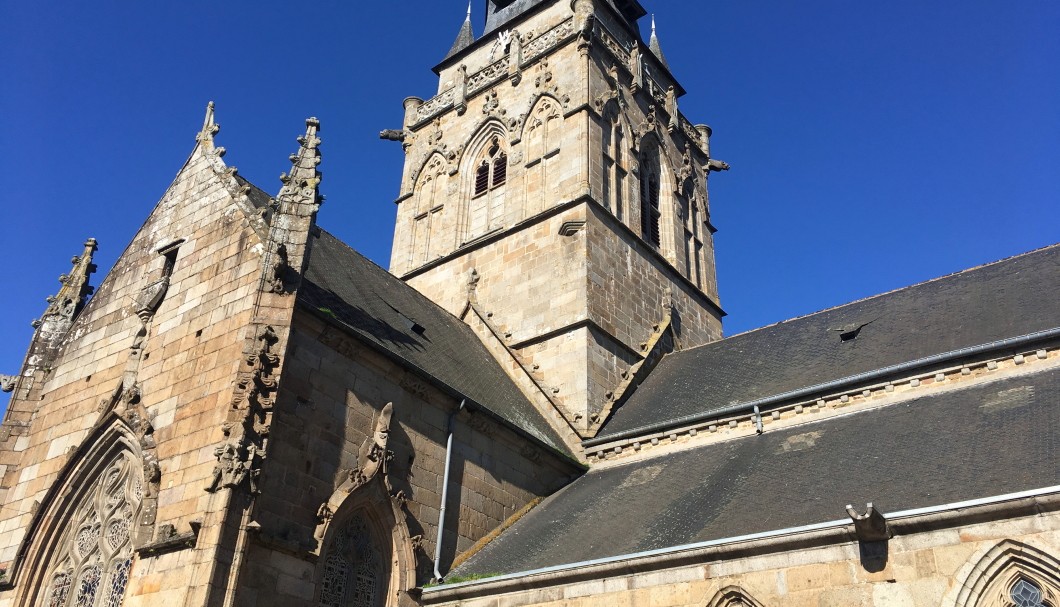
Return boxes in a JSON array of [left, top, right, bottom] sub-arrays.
[[277, 118, 323, 212], [196, 101, 220, 146], [846, 503, 891, 542], [33, 238, 98, 329]]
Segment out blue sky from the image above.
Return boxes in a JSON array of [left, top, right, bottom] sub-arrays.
[[2, 1, 1058, 410]]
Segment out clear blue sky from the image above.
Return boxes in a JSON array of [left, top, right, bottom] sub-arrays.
[[2, 1, 1058, 410]]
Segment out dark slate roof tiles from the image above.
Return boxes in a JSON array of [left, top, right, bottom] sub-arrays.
[[453, 368, 1060, 577], [598, 244, 1060, 440], [298, 229, 573, 459]]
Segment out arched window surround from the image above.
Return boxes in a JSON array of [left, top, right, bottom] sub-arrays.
[[10, 418, 150, 607], [313, 476, 417, 607], [948, 540, 1060, 607], [637, 134, 677, 259], [408, 153, 448, 269], [706, 585, 767, 607], [600, 103, 630, 223], [460, 121, 510, 243], [522, 95, 563, 216]]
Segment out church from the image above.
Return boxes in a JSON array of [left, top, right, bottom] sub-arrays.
[[0, 0, 1057, 606]]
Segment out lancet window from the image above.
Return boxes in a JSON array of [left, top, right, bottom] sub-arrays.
[[639, 145, 663, 247], [41, 450, 142, 607], [318, 514, 388, 607], [682, 191, 706, 288], [410, 155, 446, 268], [467, 135, 508, 240], [524, 97, 562, 215], [601, 111, 627, 220]]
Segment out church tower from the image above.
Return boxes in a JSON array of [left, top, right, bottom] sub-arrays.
[[388, 0, 728, 437]]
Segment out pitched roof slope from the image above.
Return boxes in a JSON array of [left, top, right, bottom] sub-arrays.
[[454, 368, 1060, 577], [298, 228, 573, 459], [598, 244, 1060, 439]]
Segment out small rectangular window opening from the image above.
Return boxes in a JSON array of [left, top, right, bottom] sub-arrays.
[[157, 239, 185, 278]]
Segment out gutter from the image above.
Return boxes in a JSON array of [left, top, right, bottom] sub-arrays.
[[422, 485, 1060, 600], [434, 398, 466, 582], [586, 326, 1060, 447]]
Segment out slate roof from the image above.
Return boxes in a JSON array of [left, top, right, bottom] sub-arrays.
[[482, 0, 646, 36], [453, 367, 1060, 576], [444, 15, 475, 60], [298, 228, 574, 459], [597, 244, 1060, 440]]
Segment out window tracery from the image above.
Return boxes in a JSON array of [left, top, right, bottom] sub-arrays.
[[601, 110, 627, 221], [467, 135, 508, 240], [639, 145, 662, 246], [410, 155, 447, 268], [41, 451, 142, 607], [318, 514, 387, 607], [524, 97, 561, 215], [951, 540, 1060, 607], [682, 191, 705, 288], [1010, 578, 1048, 607]]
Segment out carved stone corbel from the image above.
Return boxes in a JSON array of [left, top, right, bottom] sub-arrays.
[[135, 277, 169, 324]]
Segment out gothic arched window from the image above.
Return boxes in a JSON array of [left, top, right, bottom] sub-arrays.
[[467, 135, 508, 240], [640, 151, 662, 246], [601, 110, 627, 221], [524, 97, 562, 215], [318, 513, 389, 607], [951, 540, 1060, 607], [40, 451, 142, 607], [706, 585, 767, 607], [409, 155, 447, 268]]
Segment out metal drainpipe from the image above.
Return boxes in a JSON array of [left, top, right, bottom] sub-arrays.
[[434, 398, 466, 582]]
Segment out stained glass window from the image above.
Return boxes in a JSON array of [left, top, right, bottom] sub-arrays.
[[1011, 579, 1046, 607], [47, 571, 73, 607], [38, 451, 143, 607], [103, 558, 133, 607], [75, 566, 101, 607], [318, 515, 386, 607]]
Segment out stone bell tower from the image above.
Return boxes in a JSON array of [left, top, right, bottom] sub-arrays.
[[386, 0, 728, 438]]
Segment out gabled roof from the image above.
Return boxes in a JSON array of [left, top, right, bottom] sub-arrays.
[[297, 228, 575, 460], [453, 367, 1060, 577], [597, 243, 1060, 441]]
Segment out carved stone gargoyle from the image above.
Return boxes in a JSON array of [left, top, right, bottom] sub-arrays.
[[846, 502, 891, 542], [0, 375, 16, 393], [349, 402, 394, 489]]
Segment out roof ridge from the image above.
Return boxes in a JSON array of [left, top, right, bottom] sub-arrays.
[[714, 242, 1060, 345]]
